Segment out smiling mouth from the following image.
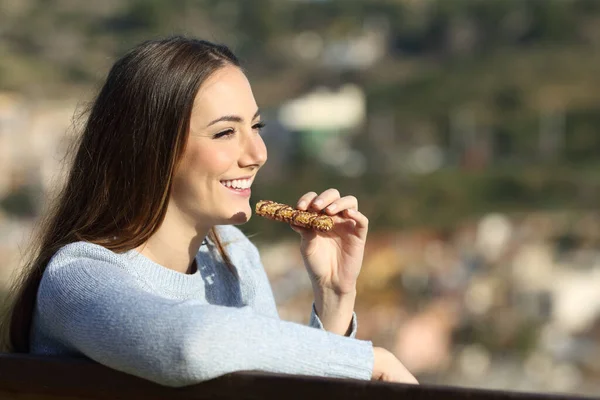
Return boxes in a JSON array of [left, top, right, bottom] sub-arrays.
[[220, 178, 252, 191]]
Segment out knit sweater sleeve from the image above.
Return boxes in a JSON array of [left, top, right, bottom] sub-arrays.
[[35, 260, 374, 387]]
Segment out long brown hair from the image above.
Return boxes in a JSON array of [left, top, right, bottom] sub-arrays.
[[0, 36, 241, 353]]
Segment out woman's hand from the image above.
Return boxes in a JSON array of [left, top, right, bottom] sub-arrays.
[[372, 347, 419, 384], [292, 188, 368, 295], [291, 189, 368, 335]]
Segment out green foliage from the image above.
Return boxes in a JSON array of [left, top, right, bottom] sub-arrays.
[[3, 0, 600, 235], [0, 185, 40, 218], [565, 109, 600, 162], [243, 162, 597, 241]]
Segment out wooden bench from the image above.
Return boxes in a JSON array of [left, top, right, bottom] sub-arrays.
[[0, 353, 595, 399]]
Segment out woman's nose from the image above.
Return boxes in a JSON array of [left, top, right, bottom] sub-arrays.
[[239, 132, 267, 168]]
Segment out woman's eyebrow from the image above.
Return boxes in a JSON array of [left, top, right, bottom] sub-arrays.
[[206, 109, 261, 127]]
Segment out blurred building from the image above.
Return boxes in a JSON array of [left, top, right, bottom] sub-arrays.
[[277, 84, 367, 177]]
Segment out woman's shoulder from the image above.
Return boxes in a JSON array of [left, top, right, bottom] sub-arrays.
[[47, 241, 127, 274]]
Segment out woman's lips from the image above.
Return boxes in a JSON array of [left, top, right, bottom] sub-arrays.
[[220, 182, 251, 198]]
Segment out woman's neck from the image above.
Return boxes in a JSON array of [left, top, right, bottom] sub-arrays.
[[134, 211, 211, 274]]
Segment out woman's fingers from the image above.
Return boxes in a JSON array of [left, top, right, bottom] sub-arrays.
[[344, 209, 369, 237], [296, 192, 318, 210], [309, 188, 341, 211], [295, 190, 366, 234], [297, 188, 342, 211], [323, 195, 358, 215]]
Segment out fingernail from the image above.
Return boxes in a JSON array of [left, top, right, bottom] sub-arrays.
[[298, 201, 307, 209], [347, 209, 356, 215], [313, 199, 323, 207], [326, 204, 337, 212]]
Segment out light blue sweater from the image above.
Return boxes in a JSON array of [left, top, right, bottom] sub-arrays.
[[30, 225, 374, 387]]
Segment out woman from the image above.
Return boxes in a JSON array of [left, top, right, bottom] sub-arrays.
[[0, 37, 417, 387]]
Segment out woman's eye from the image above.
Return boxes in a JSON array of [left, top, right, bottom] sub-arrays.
[[253, 121, 266, 132], [213, 122, 265, 139], [213, 129, 235, 139]]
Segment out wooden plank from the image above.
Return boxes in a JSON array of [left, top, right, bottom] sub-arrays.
[[0, 354, 596, 400]]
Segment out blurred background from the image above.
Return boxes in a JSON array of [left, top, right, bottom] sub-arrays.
[[1, 0, 600, 396]]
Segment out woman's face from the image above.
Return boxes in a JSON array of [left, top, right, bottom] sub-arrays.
[[170, 65, 267, 227]]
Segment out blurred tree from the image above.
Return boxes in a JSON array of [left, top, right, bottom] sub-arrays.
[[564, 109, 600, 163], [0, 185, 40, 218]]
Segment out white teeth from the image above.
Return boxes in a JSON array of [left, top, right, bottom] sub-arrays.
[[221, 178, 251, 189]]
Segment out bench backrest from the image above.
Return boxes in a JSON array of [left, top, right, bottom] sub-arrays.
[[0, 354, 594, 400]]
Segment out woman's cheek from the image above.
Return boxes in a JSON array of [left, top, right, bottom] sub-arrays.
[[199, 145, 238, 175]]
